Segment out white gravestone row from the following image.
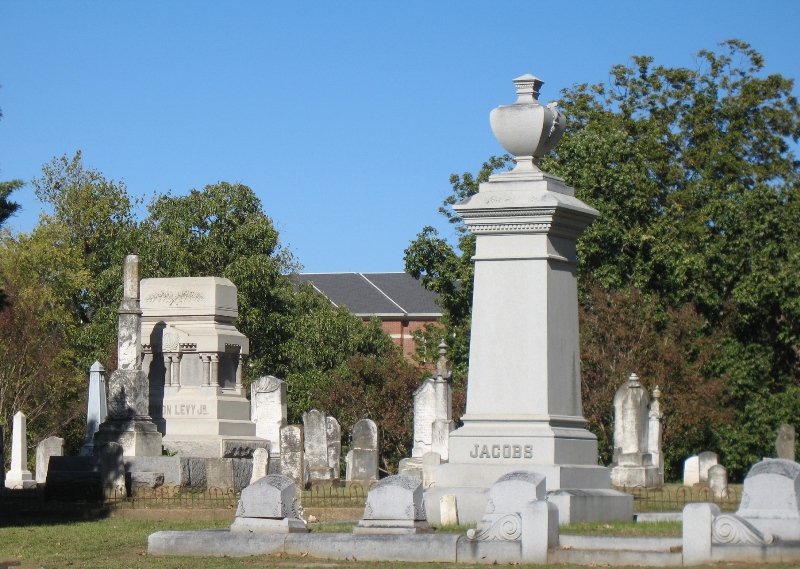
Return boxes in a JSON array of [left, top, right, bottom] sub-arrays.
[[684, 451, 721, 487], [610, 373, 662, 488], [346, 418, 379, 483]]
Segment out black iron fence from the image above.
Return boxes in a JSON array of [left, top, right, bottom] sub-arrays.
[[1, 481, 740, 517]]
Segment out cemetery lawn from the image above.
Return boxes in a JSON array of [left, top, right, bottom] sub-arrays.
[[1, 515, 794, 569]]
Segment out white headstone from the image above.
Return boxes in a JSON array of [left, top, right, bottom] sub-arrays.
[[81, 361, 107, 456], [250, 376, 287, 455], [422, 451, 441, 489], [346, 418, 379, 482], [302, 409, 334, 481], [412, 380, 436, 458], [354, 474, 431, 534], [231, 474, 308, 533], [440, 494, 458, 526], [737, 458, 800, 540], [250, 447, 269, 485], [698, 452, 719, 484], [5, 411, 36, 489], [35, 436, 64, 484], [610, 373, 660, 488], [708, 464, 728, 499], [684, 455, 700, 486]]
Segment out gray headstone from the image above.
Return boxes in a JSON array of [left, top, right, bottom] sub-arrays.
[[421, 451, 440, 489], [279, 425, 304, 500], [345, 448, 379, 482], [698, 451, 719, 484], [488, 471, 546, 512], [98, 442, 126, 497], [412, 380, 436, 458], [352, 418, 378, 450], [708, 464, 728, 499], [302, 409, 328, 468], [362, 475, 426, 521], [326, 415, 341, 478], [81, 361, 107, 456], [776, 424, 796, 461], [35, 436, 64, 484], [130, 472, 164, 489], [205, 458, 234, 490], [235, 474, 300, 519], [737, 458, 800, 540]]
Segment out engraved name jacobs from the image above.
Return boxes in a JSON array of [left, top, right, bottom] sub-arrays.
[[469, 443, 534, 459]]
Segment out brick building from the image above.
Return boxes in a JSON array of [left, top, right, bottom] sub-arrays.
[[294, 272, 442, 360]]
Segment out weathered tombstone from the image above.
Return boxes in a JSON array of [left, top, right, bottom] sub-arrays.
[[326, 415, 341, 478], [93, 255, 162, 456], [345, 418, 379, 483], [412, 381, 437, 458], [684, 455, 700, 486], [280, 425, 304, 501], [98, 441, 126, 497], [708, 464, 729, 499], [422, 451, 441, 489], [206, 458, 234, 490], [466, 470, 559, 563], [698, 451, 719, 484], [35, 436, 64, 484], [230, 474, 308, 533], [440, 494, 458, 526], [776, 424, 796, 461], [302, 409, 335, 481], [250, 375, 287, 456], [648, 385, 664, 483], [610, 373, 660, 488], [250, 447, 269, 485], [130, 472, 164, 489], [354, 474, 431, 534], [5, 411, 36, 489], [737, 458, 800, 540], [81, 361, 107, 456], [410, 341, 454, 465]]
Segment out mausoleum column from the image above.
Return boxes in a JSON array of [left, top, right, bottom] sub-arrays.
[[236, 353, 244, 390], [201, 354, 211, 386], [164, 355, 173, 387], [210, 354, 220, 387], [172, 353, 182, 387]]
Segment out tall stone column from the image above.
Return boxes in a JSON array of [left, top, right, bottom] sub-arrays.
[[426, 75, 632, 525], [5, 411, 36, 489], [94, 255, 163, 457]]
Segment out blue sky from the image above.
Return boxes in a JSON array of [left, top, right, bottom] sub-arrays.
[[1, 1, 798, 273]]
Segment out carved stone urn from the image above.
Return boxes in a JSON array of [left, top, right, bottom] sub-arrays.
[[489, 74, 565, 172]]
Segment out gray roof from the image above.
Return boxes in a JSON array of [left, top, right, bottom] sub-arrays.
[[294, 272, 441, 318]]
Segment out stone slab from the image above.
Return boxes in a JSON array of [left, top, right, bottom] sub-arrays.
[[148, 529, 285, 557], [285, 533, 460, 563], [124, 456, 183, 486], [35, 436, 64, 484], [230, 517, 308, 533]]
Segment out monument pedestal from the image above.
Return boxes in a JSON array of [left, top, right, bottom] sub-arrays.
[[94, 419, 163, 457], [423, 74, 632, 526]]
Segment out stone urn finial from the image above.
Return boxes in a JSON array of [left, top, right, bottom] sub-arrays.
[[628, 372, 641, 388], [435, 340, 452, 382], [489, 74, 566, 173]]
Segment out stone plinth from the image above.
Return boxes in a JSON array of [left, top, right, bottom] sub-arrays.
[[140, 276, 267, 457], [231, 474, 308, 533], [426, 75, 631, 525], [355, 475, 432, 534]]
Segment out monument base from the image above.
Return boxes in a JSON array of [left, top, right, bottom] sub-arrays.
[[94, 419, 163, 457], [230, 517, 309, 533], [161, 435, 269, 458], [353, 519, 433, 534], [610, 464, 661, 488], [4, 473, 37, 490]]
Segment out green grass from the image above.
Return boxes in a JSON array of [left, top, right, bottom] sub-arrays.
[[560, 520, 682, 537]]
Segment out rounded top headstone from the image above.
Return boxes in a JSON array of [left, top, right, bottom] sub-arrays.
[[489, 74, 566, 172]]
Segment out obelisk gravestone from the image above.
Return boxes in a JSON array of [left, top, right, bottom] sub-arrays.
[[94, 255, 162, 456]]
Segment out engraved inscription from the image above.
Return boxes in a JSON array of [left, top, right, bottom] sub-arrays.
[[469, 443, 533, 459], [145, 290, 204, 306], [155, 403, 210, 416]]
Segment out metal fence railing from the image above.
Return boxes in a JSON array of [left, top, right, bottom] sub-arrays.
[[301, 482, 372, 508], [618, 484, 742, 513]]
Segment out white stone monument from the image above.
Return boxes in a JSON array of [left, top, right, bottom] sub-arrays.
[[610, 373, 661, 488], [250, 375, 287, 456], [94, 255, 163, 457], [699, 451, 719, 484], [302, 409, 337, 482], [231, 474, 308, 533], [648, 385, 664, 481], [684, 455, 700, 486], [736, 458, 800, 540], [346, 418, 379, 483], [81, 361, 107, 456], [140, 276, 267, 458], [425, 74, 632, 525], [354, 474, 432, 534], [5, 411, 36, 489]]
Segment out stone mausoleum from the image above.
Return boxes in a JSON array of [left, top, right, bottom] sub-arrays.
[[140, 276, 267, 457]]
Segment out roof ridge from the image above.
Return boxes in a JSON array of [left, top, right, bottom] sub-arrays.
[[359, 273, 407, 314]]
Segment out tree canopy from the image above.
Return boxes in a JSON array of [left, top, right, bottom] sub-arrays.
[[406, 40, 800, 480]]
